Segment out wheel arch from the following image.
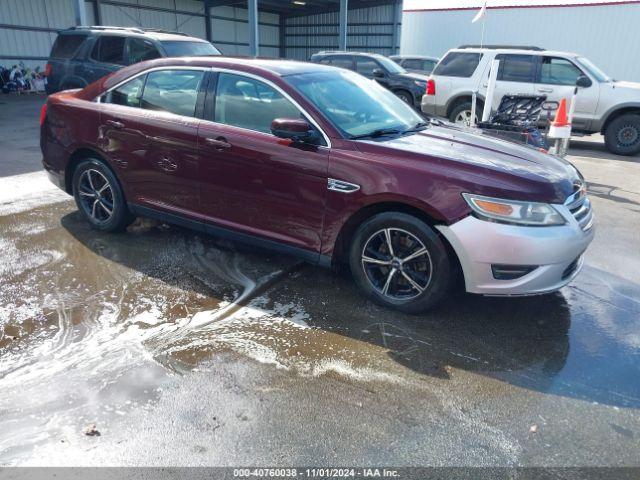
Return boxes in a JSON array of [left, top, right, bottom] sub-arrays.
[[330, 201, 462, 279], [600, 104, 640, 134], [445, 93, 485, 119], [392, 88, 415, 103], [65, 147, 122, 195]]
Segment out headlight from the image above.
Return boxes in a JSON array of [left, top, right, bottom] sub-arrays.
[[413, 80, 427, 88], [462, 193, 566, 226]]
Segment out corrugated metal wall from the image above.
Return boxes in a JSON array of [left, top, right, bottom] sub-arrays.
[[284, 3, 401, 61], [401, 3, 640, 81], [0, 0, 280, 71]]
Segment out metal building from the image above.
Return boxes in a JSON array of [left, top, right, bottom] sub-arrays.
[[0, 0, 401, 71], [401, 0, 640, 82]]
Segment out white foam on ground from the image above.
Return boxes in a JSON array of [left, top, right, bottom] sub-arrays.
[[0, 171, 70, 216]]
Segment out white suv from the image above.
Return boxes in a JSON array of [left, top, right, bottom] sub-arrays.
[[421, 45, 640, 156]]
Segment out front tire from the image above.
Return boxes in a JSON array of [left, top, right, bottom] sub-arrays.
[[348, 212, 452, 313], [604, 113, 640, 156], [394, 90, 414, 106], [72, 158, 133, 232]]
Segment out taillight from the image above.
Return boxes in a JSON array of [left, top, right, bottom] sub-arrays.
[[39, 103, 47, 126], [45, 63, 52, 77], [426, 79, 436, 96]]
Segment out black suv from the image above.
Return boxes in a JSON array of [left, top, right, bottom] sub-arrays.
[[45, 26, 221, 94], [309, 51, 429, 108]]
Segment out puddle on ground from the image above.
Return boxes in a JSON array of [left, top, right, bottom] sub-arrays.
[[1, 194, 640, 463]]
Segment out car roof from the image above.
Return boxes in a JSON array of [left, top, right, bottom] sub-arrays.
[[449, 47, 578, 57], [313, 51, 386, 59], [121, 56, 340, 77], [59, 26, 206, 43], [392, 55, 439, 61]]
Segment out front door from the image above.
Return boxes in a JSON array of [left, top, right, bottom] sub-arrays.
[[535, 56, 600, 131], [197, 72, 329, 254]]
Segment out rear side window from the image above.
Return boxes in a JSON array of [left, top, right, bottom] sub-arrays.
[[496, 54, 536, 83], [128, 38, 161, 64], [403, 59, 420, 69], [91, 36, 126, 65], [107, 76, 145, 108], [141, 69, 205, 117], [328, 56, 354, 70], [432, 52, 482, 78], [50, 34, 86, 59]]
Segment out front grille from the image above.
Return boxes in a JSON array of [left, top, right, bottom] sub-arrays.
[[566, 187, 594, 231], [562, 255, 582, 280]]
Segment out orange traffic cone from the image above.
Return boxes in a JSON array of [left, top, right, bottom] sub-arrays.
[[548, 98, 571, 139]]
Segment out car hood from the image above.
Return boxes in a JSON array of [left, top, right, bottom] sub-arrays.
[[355, 124, 582, 204], [400, 72, 430, 82], [612, 80, 640, 90]]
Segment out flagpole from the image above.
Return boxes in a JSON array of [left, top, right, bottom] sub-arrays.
[[480, 11, 486, 48]]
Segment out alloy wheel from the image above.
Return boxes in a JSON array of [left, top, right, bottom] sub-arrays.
[[617, 124, 640, 147], [361, 228, 433, 300], [77, 169, 114, 222], [454, 109, 475, 127]]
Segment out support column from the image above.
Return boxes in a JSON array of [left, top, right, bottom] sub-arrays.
[[339, 0, 348, 51], [248, 0, 259, 57], [391, 0, 401, 55], [204, 0, 212, 42], [74, 0, 87, 26], [93, 0, 102, 25], [279, 14, 286, 59]]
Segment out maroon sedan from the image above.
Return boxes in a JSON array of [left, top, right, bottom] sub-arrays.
[[41, 57, 594, 312]]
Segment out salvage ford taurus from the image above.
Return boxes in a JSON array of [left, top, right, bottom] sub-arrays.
[[40, 57, 594, 313]]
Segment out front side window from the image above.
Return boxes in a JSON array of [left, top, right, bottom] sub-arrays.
[[286, 69, 423, 138], [140, 69, 205, 117], [539, 57, 584, 85], [128, 38, 161, 64], [433, 52, 482, 78], [106, 76, 145, 108], [356, 58, 380, 77], [214, 73, 301, 134], [497, 54, 536, 83], [91, 36, 126, 65]]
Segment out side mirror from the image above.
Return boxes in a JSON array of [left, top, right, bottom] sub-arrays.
[[372, 68, 386, 79], [271, 118, 320, 144], [576, 75, 592, 88]]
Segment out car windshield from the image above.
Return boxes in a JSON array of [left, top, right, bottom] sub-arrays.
[[376, 56, 405, 74], [576, 56, 612, 82], [161, 41, 221, 56], [286, 69, 423, 138]]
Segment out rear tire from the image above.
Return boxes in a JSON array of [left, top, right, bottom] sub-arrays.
[[348, 212, 451, 314], [448, 101, 482, 126], [604, 113, 640, 156], [72, 158, 133, 232]]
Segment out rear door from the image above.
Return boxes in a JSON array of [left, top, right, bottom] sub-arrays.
[[131, 68, 207, 215], [483, 54, 537, 113], [197, 71, 329, 254], [81, 35, 127, 85], [535, 56, 599, 130]]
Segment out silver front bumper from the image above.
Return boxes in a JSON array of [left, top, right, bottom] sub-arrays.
[[437, 204, 595, 296]]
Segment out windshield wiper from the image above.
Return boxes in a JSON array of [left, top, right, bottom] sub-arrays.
[[350, 128, 403, 140], [402, 121, 430, 134]]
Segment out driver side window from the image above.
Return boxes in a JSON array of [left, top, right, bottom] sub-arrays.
[[539, 57, 584, 86], [214, 73, 302, 134]]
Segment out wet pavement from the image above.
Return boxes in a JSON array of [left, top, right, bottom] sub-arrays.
[[0, 95, 639, 467]]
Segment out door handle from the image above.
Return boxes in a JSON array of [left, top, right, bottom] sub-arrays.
[[205, 137, 231, 149], [537, 87, 554, 93], [106, 119, 125, 129]]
